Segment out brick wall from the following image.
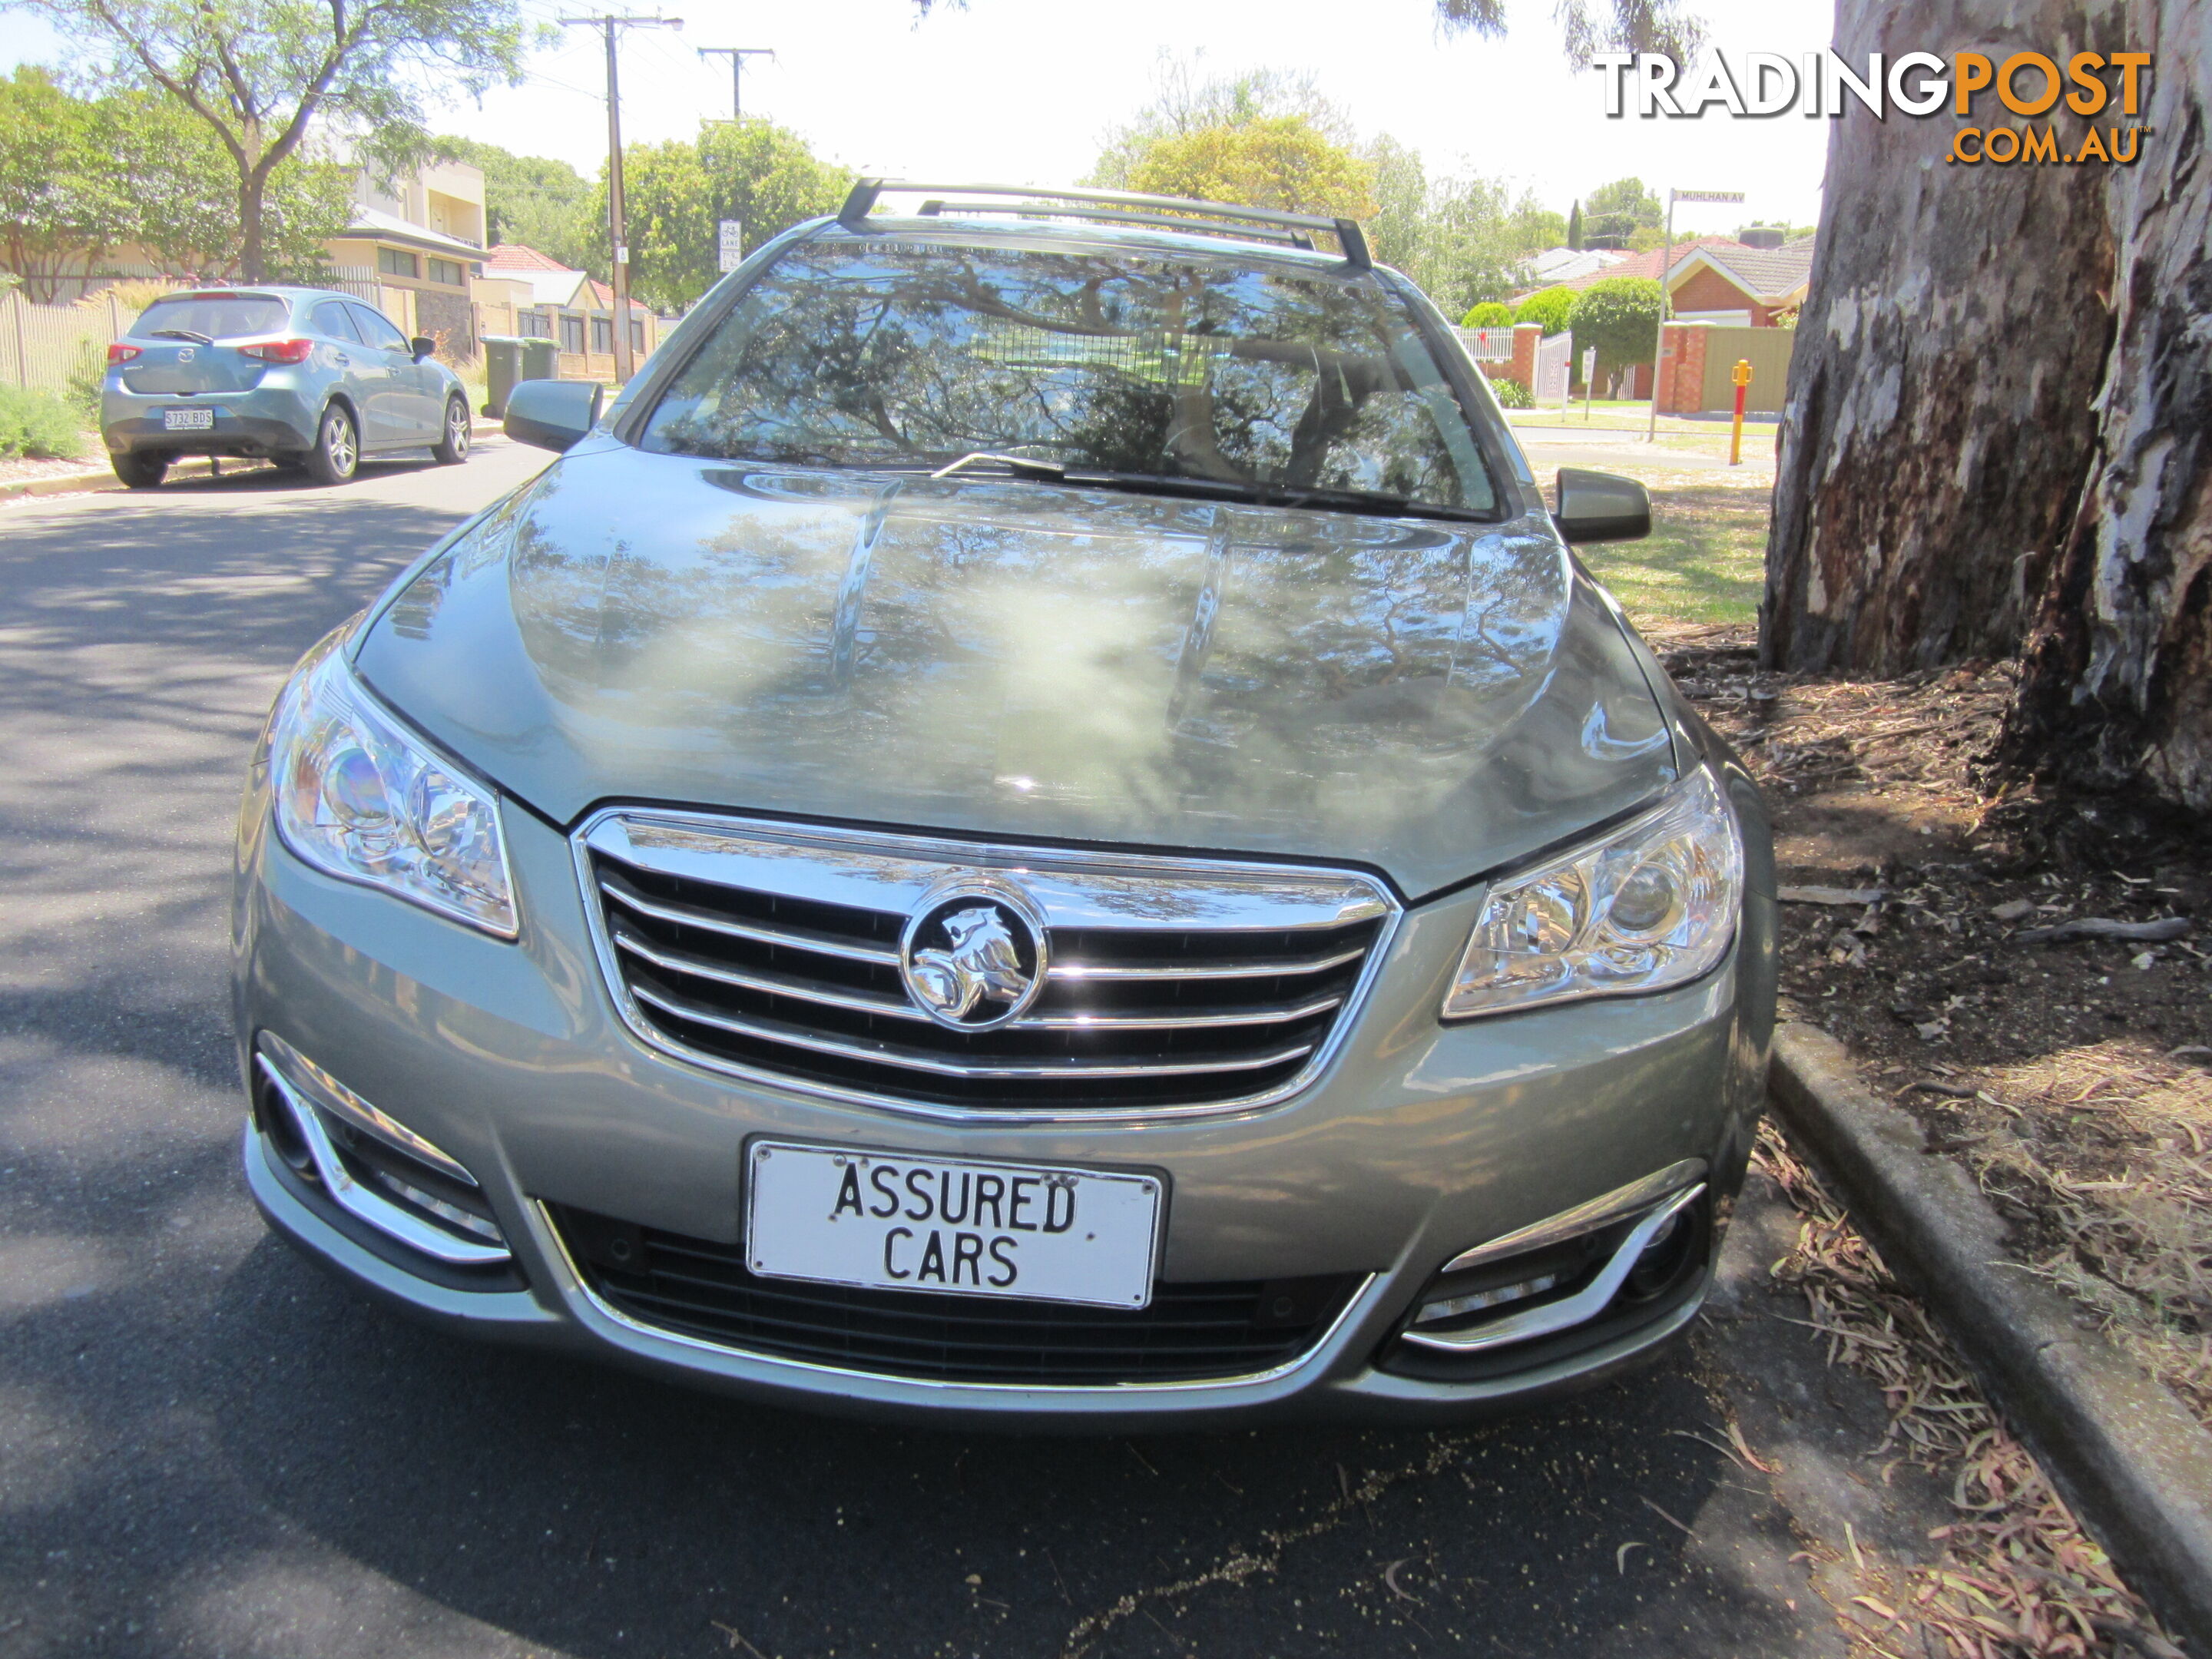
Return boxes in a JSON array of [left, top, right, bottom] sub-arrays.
[[1671, 266, 1755, 317], [1656, 322, 1708, 413]]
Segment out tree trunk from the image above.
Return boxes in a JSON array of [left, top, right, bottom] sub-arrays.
[[1762, 0, 2124, 676], [2000, 3, 2212, 808], [238, 169, 267, 283]]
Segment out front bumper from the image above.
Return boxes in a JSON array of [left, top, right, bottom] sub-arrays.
[[233, 773, 1775, 1428]]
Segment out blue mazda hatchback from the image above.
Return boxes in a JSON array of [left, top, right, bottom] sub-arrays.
[[101, 286, 474, 488]]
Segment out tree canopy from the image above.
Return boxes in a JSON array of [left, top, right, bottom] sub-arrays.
[[1568, 276, 1661, 390], [607, 119, 849, 312], [437, 136, 598, 273], [1513, 283, 1578, 336], [20, 0, 537, 279], [1124, 116, 1375, 220], [0, 65, 349, 296], [1581, 177, 1662, 248]]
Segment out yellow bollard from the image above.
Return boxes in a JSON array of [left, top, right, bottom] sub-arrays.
[[1729, 359, 1752, 466]]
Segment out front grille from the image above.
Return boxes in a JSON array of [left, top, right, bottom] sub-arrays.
[[552, 1204, 1360, 1384], [578, 811, 1396, 1114]]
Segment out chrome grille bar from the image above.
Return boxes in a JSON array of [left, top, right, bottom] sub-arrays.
[[575, 808, 1400, 1121], [601, 875, 902, 966], [630, 981, 1318, 1080]]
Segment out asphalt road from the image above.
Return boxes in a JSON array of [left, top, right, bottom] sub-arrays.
[[1, 442, 1940, 1658]]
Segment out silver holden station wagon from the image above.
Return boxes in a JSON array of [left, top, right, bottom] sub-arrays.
[[233, 182, 1777, 1426], [102, 286, 473, 489]]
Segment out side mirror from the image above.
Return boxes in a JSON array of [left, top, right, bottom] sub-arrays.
[[504, 378, 603, 453], [409, 336, 435, 362], [1553, 467, 1651, 545]]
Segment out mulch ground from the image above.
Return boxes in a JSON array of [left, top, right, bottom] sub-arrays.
[[1652, 623, 2212, 1432]]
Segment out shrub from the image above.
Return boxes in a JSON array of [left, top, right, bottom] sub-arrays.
[[0, 385, 86, 460], [1488, 375, 1534, 409], [1460, 300, 1515, 328], [1568, 276, 1664, 392], [1513, 283, 1578, 336]]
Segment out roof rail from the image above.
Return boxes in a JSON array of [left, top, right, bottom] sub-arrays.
[[837, 180, 1370, 270]]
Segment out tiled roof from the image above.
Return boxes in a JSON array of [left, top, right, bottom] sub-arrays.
[[1688, 237, 1817, 300], [482, 243, 575, 272], [1556, 236, 1744, 291]]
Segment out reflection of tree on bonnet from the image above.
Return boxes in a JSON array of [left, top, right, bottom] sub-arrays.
[[639, 243, 1494, 518]]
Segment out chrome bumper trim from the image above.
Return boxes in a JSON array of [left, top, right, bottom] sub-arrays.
[[1439, 1157, 1707, 1275], [257, 1028, 478, 1187], [1400, 1182, 1705, 1355], [255, 1051, 512, 1267]]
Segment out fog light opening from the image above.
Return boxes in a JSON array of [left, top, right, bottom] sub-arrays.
[[1624, 1204, 1697, 1300], [254, 1071, 317, 1178], [1414, 1271, 1561, 1326]]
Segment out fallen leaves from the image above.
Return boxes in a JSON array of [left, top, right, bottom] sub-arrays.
[[1753, 1123, 2180, 1657]]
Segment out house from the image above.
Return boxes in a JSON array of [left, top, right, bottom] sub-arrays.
[[1663, 238, 1816, 326], [474, 243, 661, 380], [323, 158, 489, 356]]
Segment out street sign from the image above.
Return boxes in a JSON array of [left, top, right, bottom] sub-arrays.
[[717, 220, 744, 273], [1671, 189, 1746, 204]]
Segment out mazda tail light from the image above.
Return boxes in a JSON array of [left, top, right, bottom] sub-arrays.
[[107, 343, 141, 364], [240, 339, 315, 364]]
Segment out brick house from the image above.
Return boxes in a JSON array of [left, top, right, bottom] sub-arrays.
[[473, 243, 661, 381]]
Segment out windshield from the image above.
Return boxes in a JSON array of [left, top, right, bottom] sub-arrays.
[[133, 293, 291, 340], [638, 240, 1497, 515]]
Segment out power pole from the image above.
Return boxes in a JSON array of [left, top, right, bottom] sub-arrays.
[[560, 11, 683, 383], [697, 46, 774, 121]]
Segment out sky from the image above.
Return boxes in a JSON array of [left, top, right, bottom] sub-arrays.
[[2, 0, 1838, 237]]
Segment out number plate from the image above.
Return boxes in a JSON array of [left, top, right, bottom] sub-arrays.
[[745, 1141, 1162, 1310], [162, 407, 214, 431]]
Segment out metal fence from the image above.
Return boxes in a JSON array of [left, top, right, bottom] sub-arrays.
[[1454, 326, 1516, 363], [2, 289, 129, 396]]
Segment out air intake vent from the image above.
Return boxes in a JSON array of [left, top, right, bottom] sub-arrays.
[[575, 811, 1397, 1118]]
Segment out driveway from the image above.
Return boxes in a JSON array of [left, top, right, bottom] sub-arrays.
[[2, 442, 1930, 1657]]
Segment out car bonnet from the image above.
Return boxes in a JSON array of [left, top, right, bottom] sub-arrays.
[[353, 445, 1677, 898]]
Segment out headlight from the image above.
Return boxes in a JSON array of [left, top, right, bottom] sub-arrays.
[[268, 632, 517, 937], [1442, 768, 1741, 1019]]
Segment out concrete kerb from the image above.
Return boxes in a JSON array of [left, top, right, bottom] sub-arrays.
[[1768, 1020, 2212, 1653]]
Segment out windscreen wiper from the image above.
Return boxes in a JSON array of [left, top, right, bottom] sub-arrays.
[[147, 329, 215, 344], [920, 455, 1485, 522]]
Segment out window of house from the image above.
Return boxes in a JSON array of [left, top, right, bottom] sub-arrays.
[[426, 257, 465, 287], [591, 316, 614, 353], [560, 313, 585, 353], [630, 319, 645, 353], [377, 247, 419, 279]]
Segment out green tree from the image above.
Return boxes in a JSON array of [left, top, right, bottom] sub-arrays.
[[1461, 301, 1514, 326], [606, 118, 848, 313], [438, 136, 597, 271], [1565, 199, 1582, 250], [118, 91, 351, 279], [0, 67, 127, 300], [1090, 61, 1353, 190], [1505, 194, 1566, 255], [1513, 283, 1578, 336], [22, 0, 538, 280], [1582, 177, 1662, 248], [1567, 275, 1661, 393], [0, 68, 348, 292], [1429, 0, 1702, 60], [1124, 116, 1374, 220]]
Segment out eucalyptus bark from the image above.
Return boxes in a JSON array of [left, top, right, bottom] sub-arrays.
[[1762, 0, 2121, 677], [1763, 0, 2212, 811], [2001, 2, 2212, 806]]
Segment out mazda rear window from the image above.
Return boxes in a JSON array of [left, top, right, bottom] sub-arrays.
[[133, 293, 291, 339], [639, 240, 1497, 515]]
